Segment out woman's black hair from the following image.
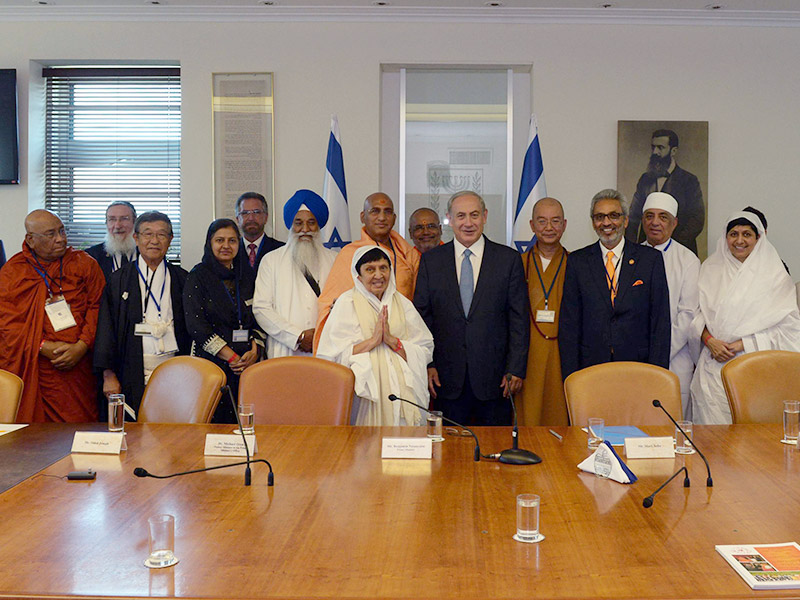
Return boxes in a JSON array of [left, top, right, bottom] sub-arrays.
[[355, 247, 390, 275], [726, 217, 759, 238]]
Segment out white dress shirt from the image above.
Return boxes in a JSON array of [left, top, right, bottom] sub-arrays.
[[598, 237, 625, 289], [454, 235, 485, 292]]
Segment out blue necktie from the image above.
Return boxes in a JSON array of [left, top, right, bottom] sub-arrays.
[[460, 248, 474, 316]]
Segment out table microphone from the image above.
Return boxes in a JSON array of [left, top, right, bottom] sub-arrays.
[[388, 394, 482, 461], [652, 399, 712, 487], [133, 385, 274, 486], [498, 374, 542, 465], [642, 466, 689, 508]]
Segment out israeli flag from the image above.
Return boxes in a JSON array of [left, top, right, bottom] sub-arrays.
[[512, 115, 547, 254], [321, 115, 351, 250]]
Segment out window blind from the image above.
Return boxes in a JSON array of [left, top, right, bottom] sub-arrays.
[[44, 67, 182, 260]]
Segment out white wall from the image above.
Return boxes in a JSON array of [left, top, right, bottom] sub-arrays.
[[0, 19, 798, 271]]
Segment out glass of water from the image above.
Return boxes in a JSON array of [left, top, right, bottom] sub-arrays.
[[587, 418, 604, 450], [514, 494, 544, 543], [426, 410, 444, 442], [108, 394, 125, 433], [145, 514, 178, 568], [238, 403, 255, 435], [675, 420, 695, 454], [784, 401, 799, 443]]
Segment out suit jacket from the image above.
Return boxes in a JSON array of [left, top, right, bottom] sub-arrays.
[[558, 241, 671, 380], [627, 165, 705, 255], [238, 235, 283, 278], [413, 237, 530, 402], [93, 260, 191, 417], [85, 243, 116, 281]]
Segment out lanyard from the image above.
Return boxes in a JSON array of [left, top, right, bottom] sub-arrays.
[[604, 252, 622, 298], [136, 261, 167, 317], [27, 255, 64, 298], [661, 239, 673, 253], [222, 277, 243, 327], [527, 249, 564, 310]]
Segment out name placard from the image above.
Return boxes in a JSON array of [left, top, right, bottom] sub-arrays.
[[624, 436, 675, 459], [204, 434, 257, 457], [381, 437, 432, 459], [71, 432, 124, 455]]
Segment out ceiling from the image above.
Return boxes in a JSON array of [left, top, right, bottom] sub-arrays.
[[2, 0, 800, 25]]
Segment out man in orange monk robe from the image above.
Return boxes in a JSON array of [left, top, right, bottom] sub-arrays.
[[519, 198, 570, 426], [313, 193, 419, 351], [0, 210, 104, 422]]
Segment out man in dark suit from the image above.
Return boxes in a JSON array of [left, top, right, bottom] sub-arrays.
[[559, 189, 671, 380], [85, 201, 137, 280], [414, 191, 529, 426], [626, 129, 704, 255], [235, 192, 283, 277]]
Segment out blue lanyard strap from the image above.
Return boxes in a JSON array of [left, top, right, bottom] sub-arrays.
[[26, 255, 63, 297], [136, 261, 167, 316], [528, 248, 565, 309]]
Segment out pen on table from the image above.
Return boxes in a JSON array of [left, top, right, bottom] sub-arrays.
[[548, 429, 562, 441]]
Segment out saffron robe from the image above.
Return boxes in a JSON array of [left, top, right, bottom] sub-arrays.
[[313, 227, 420, 352], [0, 245, 104, 422], [519, 243, 569, 426]]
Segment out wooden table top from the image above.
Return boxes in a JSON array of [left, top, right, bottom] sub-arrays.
[[1, 423, 799, 600]]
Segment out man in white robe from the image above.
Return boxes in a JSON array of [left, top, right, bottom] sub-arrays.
[[317, 246, 434, 426], [253, 190, 337, 358], [641, 192, 700, 418]]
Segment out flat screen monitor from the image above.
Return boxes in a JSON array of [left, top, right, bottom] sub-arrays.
[[0, 69, 19, 185]]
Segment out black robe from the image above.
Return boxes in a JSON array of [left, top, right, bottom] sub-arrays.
[[93, 260, 191, 419]]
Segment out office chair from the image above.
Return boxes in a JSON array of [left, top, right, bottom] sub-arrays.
[[139, 356, 226, 423], [0, 369, 24, 423], [721, 350, 800, 424]]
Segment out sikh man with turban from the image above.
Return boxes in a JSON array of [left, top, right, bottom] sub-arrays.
[[313, 192, 419, 351], [0, 209, 105, 422], [253, 190, 337, 357]]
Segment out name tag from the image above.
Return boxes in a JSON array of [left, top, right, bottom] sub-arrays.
[[624, 436, 675, 459], [45, 296, 77, 332], [381, 437, 432, 459], [204, 433, 257, 457], [134, 322, 153, 336], [535, 309, 556, 323], [232, 329, 249, 343], [71, 431, 124, 455], [244, 298, 254, 307]]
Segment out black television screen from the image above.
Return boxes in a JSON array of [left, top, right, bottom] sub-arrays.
[[0, 69, 19, 184]]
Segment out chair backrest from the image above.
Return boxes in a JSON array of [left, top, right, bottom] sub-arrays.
[[721, 350, 800, 424], [0, 369, 24, 423], [238, 356, 355, 425], [564, 362, 682, 426], [139, 356, 226, 423]]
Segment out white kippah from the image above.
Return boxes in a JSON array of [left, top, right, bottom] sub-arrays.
[[642, 192, 678, 218]]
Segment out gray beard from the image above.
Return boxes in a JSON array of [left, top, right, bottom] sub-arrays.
[[288, 231, 323, 281], [103, 233, 136, 257]]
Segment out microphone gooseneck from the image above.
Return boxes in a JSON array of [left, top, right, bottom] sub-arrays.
[[652, 399, 712, 487], [498, 374, 542, 466], [228, 385, 252, 486], [642, 466, 690, 509], [389, 394, 482, 461]]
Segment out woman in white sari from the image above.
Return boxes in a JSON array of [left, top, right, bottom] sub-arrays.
[[317, 246, 434, 426], [689, 211, 800, 424]]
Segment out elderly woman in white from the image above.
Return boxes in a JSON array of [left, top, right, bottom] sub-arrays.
[[689, 211, 800, 424], [317, 246, 434, 426]]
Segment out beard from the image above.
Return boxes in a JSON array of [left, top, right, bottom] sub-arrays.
[[287, 230, 324, 280], [646, 153, 672, 177], [103, 232, 136, 257]]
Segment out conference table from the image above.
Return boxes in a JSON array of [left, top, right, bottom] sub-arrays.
[[0, 422, 799, 599]]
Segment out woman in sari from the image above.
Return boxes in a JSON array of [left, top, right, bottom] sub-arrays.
[[317, 246, 434, 426], [184, 219, 264, 422], [689, 211, 800, 424]]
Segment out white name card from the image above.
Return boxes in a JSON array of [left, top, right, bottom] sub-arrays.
[[71, 431, 124, 455], [624, 436, 675, 459], [381, 437, 432, 459], [204, 434, 257, 457]]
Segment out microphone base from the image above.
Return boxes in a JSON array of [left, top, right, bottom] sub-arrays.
[[498, 448, 542, 465]]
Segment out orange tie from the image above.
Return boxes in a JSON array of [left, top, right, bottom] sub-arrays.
[[606, 251, 616, 305]]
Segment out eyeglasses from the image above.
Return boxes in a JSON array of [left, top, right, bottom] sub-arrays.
[[31, 228, 67, 240], [238, 209, 267, 217], [412, 223, 441, 233], [591, 212, 624, 224], [137, 232, 171, 242], [106, 216, 132, 223]]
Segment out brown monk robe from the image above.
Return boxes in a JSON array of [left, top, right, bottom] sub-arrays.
[[0, 210, 104, 422], [518, 197, 570, 426]]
